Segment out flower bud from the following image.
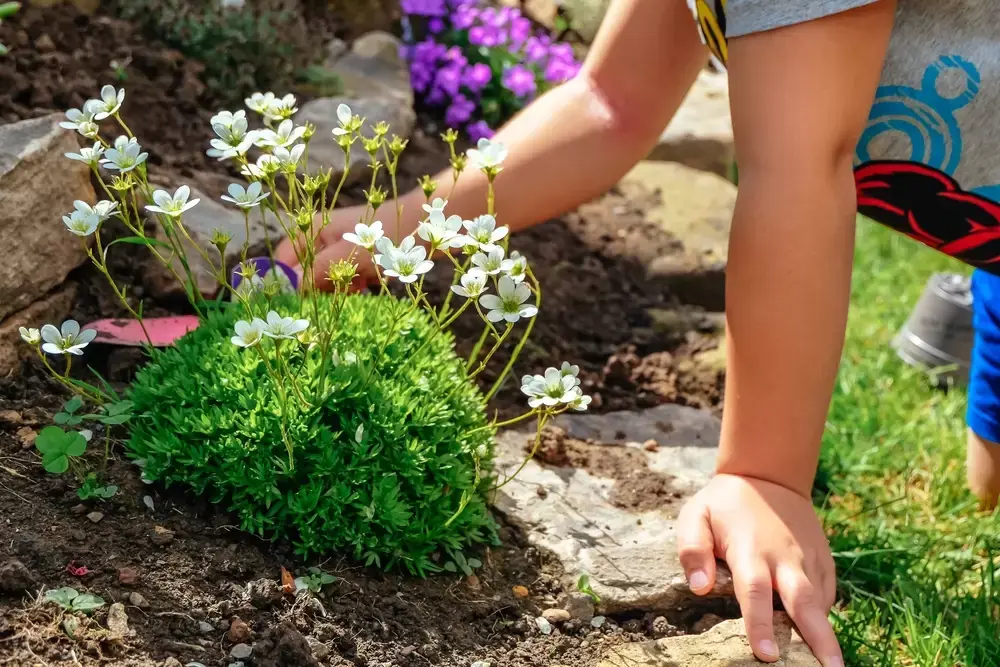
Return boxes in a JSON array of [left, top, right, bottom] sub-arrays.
[[111, 174, 135, 193], [337, 133, 352, 151], [302, 173, 323, 195], [302, 122, 316, 141], [450, 154, 467, 173], [373, 121, 389, 137], [365, 186, 387, 210], [389, 135, 407, 157], [326, 259, 357, 291], [475, 444, 488, 459], [418, 175, 438, 199], [210, 228, 232, 254], [441, 128, 459, 145], [362, 137, 380, 157], [295, 207, 314, 231], [238, 259, 259, 282]]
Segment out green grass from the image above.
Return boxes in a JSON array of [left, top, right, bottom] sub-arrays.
[[818, 219, 1000, 666]]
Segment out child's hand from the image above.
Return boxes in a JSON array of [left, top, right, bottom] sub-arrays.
[[274, 204, 381, 290], [677, 474, 841, 666]]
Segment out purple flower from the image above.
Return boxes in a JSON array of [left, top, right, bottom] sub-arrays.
[[429, 18, 445, 33], [467, 120, 494, 142], [523, 36, 551, 64], [434, 63, 463, 97], [544, 58, 580, 83], [462, 62, 492, 93], [445, 94, 476, 126], [453, 5, 479, 30], [410, 61, 434, 92], [548, 43, 576, 63], [468, 24, 503, 47], [502, 65, 537, 98], [509, 17, 532, 47], [401, 0, 446, 16]]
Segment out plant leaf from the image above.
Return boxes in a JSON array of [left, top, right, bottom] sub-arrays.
[[45, 587, 79, 608], [41, 452, 69, 474], [72, 593, 106, 612], [64, 432, 87, 457], [64, 396, 83, 414]]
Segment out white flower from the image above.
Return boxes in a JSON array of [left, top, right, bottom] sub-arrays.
[[507, 250, 528, 283], [417, 212, 464, 249], [245, 92, 276, 116], [378, 236, 434, 284], [520, 367, 580, 408], [479, 276, 537, 323], [19, 327, 40, 345], [145, 185, 200, 218], [265, 93, 298, 121], [256, 119, 306, 149], [241, 154, 281, 179], [450, 268, 489, 299], [207, 111, 256, 160], [332, 103, 353, 136], [101, 136, 147, 173], [273, 144, 305, 170], [89, 84, 125, 120], [569, 393, 592, 411], [231, 318, 266, 348], [560, 361, 581, 386], [466, 138, 508, 172], [59, 101, 102, 137], [64, 142, 106, 166], [261, 310, 309, 340], [462, 214, 508, 250], [62, 208, 100, 237], [421, 198, 447, 215], [40, 320, 97, 356], [343, 220, 384, 249], [471, 246, 513, 276], [221, 182, 269, 208], [73, 199, 118, 222]]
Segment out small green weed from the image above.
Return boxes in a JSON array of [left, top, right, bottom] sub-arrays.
[[44, 587, 105, 614]]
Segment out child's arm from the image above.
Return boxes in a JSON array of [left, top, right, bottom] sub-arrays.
[[677, 2, 897, 665], [276, 0, 707, 284]]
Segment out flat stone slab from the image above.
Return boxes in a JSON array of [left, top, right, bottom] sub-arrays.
[[493, 404, 733, 614], [597, 613, 820, 666]]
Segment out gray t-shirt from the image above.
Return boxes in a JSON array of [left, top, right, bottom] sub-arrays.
[[688, 0, 1000, 272]]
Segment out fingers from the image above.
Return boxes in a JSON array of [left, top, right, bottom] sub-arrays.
[[730, 555, 779, 662], [775, 564, 843, 667], [677, 501, 717, 595]]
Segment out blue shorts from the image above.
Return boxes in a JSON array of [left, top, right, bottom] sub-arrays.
[[968, 270, 1000, 442]]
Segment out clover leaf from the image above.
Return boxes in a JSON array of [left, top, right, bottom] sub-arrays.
[[45, 587, 105, 613], [35, 426, 87, 474]]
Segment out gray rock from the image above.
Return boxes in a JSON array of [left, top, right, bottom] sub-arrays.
[[144, 185, 282, 299], [307, 636, 330, 659], [198, 620, 215, 634], [649, 70, 734, 178], [230, 643, 253, 660], [325, 31, 412, 109], [106, 602, 131, 637], [493, 405, 733, 614], [297, 96, 416, 188], [541, 608, 572, 624], [86, 511, 104, 523], [0, 559, 36, 595], [128, 592, 149, 609], [161, 659, 182, 667], [560, 592, 595, 622], [596, 613, 821, 667], [619, 161, 736, 310], [0, 115, 92, 320]]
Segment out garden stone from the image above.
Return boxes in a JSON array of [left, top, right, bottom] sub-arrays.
[[560, 592, 595, 622], [621, 161, 736, 310], [0, 115, 93, 320], [297, 96, 416, 188], [649, 69, 734, 178], [0, 559, 36, 595], [325, 31, 412, 110], [145, 185, 282, 299], [230, 643, 253, 660], [106, 602, 131, 637], [493, 404, 732, 614], [596, 613, 821, 667], [0, 283, 76, 376], [542, 608, 572, 624]]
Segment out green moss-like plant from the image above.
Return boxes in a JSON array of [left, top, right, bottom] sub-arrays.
[[128, 293, 496, 574]]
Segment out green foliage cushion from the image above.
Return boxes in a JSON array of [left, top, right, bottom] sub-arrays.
[[128, 293, 496, 574]]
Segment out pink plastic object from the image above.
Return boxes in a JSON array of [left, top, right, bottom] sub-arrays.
[[88, 316, 201, 348]]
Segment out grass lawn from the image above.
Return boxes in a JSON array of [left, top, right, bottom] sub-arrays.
[[819, 219, 1000, 666]]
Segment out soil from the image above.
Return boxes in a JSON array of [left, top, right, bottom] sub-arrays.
[[0, 3, 728, 665]]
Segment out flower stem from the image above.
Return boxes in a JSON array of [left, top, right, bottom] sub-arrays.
[[485, 269, 542, 402], [492, 413, 549, 492]]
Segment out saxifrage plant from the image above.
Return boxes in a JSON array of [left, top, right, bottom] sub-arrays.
[[24, 79, 591, 574]]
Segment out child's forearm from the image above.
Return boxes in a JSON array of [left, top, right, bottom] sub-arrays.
[[716, 166, 857, 498], [397, 0, 706, 232]]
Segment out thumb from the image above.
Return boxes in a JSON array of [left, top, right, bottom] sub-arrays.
[[677, 498, 718, 595]]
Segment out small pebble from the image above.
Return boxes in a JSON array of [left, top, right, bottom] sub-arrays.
[[118, 568, 140, 586], [71, 504, 87, 515], [218, 619, 231, 631], [512, 585, 529, 598], [227, 618, 251, 643], [471, 661, 492, 667], [128, 592, 149, 609], [541, 608, 572, 624], [535, 617, 553, 635], [591, 616, 607, 629], [161, 658, 182, 667], [198, 620, 214, 634], [401, 646, 415, 657], [536, 486, 549, 498], [86, 511, 104, 524], [465, 574, 480, 590], [692, 613, 725, 634], [643, 439, 659, 452], [230, 643, 253, 660], [143, 495, 155, 511]]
